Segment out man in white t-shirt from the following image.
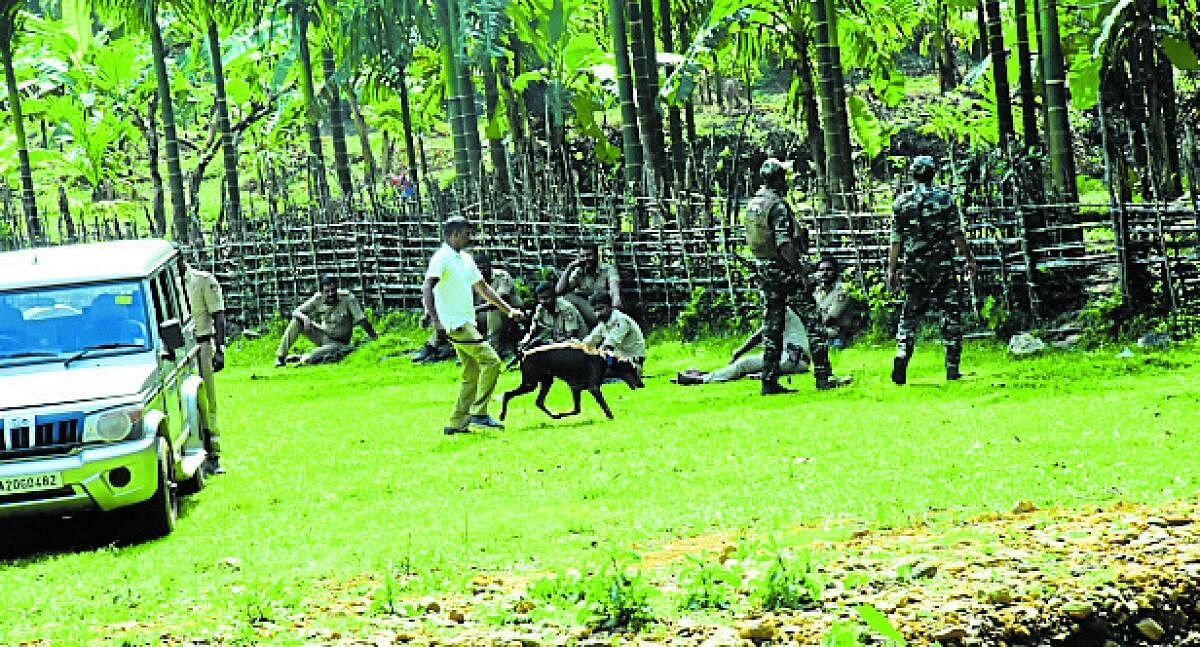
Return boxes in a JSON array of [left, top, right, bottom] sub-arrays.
[[422, 217, 525, 435]]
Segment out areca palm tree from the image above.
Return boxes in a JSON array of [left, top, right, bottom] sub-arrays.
[[288, 0, 331, 203], [173, 0, 257, 225], [0, 0, 39, 241], [91, 0, 191, 241], [338, 0, 432, 191]]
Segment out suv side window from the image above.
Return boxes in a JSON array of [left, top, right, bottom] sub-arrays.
[[167, 262, 191, 322], [149, 270, 179, 326]]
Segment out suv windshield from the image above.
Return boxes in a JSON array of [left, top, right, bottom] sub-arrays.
[[0, 281, 151, 365]]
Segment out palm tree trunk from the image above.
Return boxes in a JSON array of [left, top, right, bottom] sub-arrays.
[[827, 5, 854, 205], [459, 58, 483, 183], [395, 64, 419, 189], [0, 29, 39, 241], [482, 58, 511, 196], [207, 19, 241, 225], [435, 0, 470, 184], [294, 3, 329, 204], [144, 93, 166, 236], [1013, 0, 1038, 149], [345, 86, 377, 187], [448, 0, 481, 184], [1038, 0, 1076, 201], [974, 1, 987, 60], [497, 53, 526, 158], [935, 1, 957, 92], [147, 0, 189, 240], [984, 0, 1014, 147], [657, 0, 684, 186], [609, 0, 642, 192], [322, 49, 354, 200], [811, 0, 854, 211], [794, 28, 826, 203], [1147, 0, 1181, 198], [636, 0, 669, 189], [626, 0, 662, 192]]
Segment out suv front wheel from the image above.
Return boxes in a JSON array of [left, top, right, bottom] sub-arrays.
[[124, 437, 178, 541]]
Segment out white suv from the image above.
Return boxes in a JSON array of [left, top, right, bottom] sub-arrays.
[[0, 240, 214, 539]]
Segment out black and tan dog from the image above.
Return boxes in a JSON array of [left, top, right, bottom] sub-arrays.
[[499, 342, 644, 420]]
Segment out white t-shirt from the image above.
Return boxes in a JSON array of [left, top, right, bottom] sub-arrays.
[[426, 243, 482, 330]]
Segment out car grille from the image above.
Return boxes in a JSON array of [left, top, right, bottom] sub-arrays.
[[1, 414, 83, 453]]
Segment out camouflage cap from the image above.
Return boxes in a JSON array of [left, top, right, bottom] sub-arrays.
[[759, 157, 792, 184], [910, 155, 937, 180]]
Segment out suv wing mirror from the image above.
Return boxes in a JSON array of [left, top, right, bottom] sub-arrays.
[[159, 319, 184, 353]]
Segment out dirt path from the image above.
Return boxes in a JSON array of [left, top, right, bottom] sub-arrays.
[[147, 498, 1200, 645]]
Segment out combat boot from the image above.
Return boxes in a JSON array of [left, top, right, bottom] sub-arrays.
[[891, 357, 908, 385], [760, 380, 797, 395], [810, 348, 845, 391], [945, 344, 963, 381]]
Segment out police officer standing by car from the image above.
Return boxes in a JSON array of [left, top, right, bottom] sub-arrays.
[[743, 158, 850, 394], [180, 251, 227, 475]]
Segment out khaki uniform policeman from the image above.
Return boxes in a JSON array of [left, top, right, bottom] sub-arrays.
[[556, 245, 621, 328], [183, 264, 226, 474], [582, 292, 646, 370], [474, 255, 523, 355], [276, 275, 378, 366], [813, 257, 855, 346], [523, 282, 586, 345]]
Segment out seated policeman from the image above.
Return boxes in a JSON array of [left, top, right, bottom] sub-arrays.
[[582, 291, 646, 371], [522, 282, 586, 347], [275, 274, 377, 366]]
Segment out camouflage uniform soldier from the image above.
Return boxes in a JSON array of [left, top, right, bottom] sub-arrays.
[[744, 158, 848, 394], [886, 155, 978, 384]]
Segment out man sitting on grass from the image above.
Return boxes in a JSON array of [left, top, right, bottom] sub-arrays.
[[522, 282, 587, 347], [582, 291, 645, 373], [275, 274, 378, 367]]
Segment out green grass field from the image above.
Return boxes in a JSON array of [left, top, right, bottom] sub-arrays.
[[1, 328, 1197, 644]]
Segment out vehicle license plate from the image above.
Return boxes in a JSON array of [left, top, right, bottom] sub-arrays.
[[0, 472, 63, 495]]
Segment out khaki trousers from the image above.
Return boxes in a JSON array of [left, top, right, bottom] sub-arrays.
[[277, 319, 350, 364], [197, 340, 221, 453], [446, 323, 501, 429]]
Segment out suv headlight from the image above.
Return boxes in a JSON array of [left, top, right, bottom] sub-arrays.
[[83, 406, 145, 443]]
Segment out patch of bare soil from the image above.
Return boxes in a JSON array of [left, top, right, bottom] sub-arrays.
[[161, 499, 1200, 645]]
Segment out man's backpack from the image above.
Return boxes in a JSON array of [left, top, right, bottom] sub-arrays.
[[743, 188, 783, 260]]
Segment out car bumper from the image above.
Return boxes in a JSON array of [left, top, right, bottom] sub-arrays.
[[0, 437, 159, 518]]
